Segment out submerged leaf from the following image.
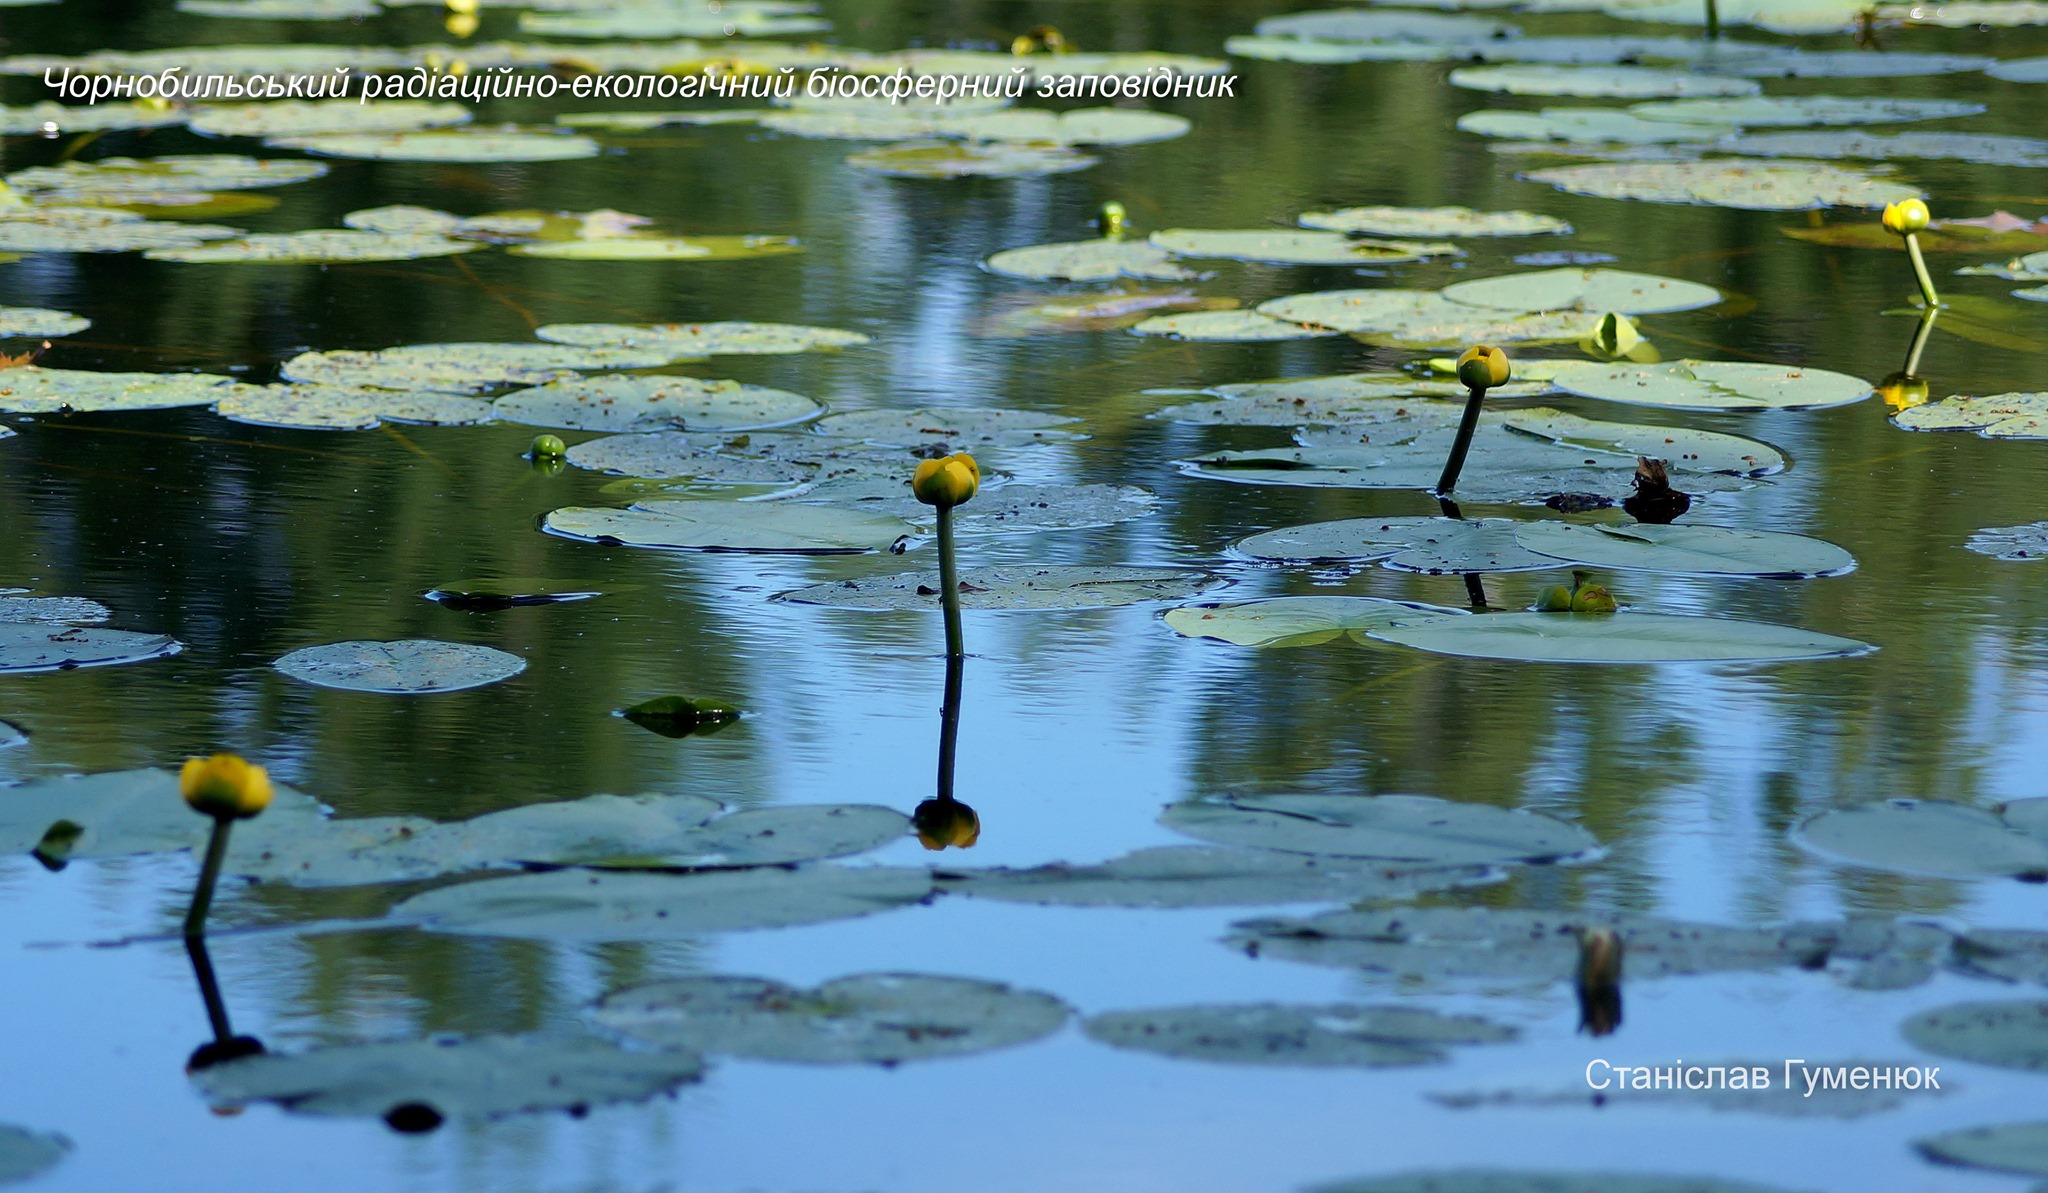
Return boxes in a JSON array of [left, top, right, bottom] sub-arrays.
[[619, 695, 741, 737]]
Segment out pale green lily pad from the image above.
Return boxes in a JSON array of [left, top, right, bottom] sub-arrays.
[[1256, 289, 1602, 347], [2020, 286, 2048, 302], [215, 386, 497, 431], [195, 1033, 705, 1124], [1085, 1003, 1515, 1068], [0, 101, 184, 135], [272, 128, 601, 162], [1734, 49, 1996, 78], [1903, 1000, 2048, 1072], [1955, 252, 2048, 280], [0, 623, 181, 673], [984, 239, 1199, 282], [936, 845, 1499, 908], [5, 155, 326, 197], [397, 864, 934, 939], [546, 499, 914, 554], [0, 366, 236, 412], [595, 973, 1067, 1065], [1894, 392, 2048, 437], [509, 235, 803, 261], [945, 108, 1191, 146], [534, 321, 868, 354], [0, 595, 106, 623], [565, 430, 911, 486], [1369, 611, 1871, 663], [1133, 310, 1338, 341], [0, 721, 23, 750], [146, 230, 484, 264], [0, 1125, 67, 1183], [274, 639, 526, 693], [1990, 55, 2048, 82], [1441, 268, 1720, 314], [1165, 597, 1466, 647], [1254, 9, 1519, 40], [846, 141, 1096, 179], [0, 208, 243, 254], [1152, 377, 1551, 425], [775, 565, 1222, 610], [0, 307, 87, 338], [1163, 793, 1599, 865], [815, 484, 1157, 537], [1148, 228, 1460, 265], [1458, 109, 1733, 144], [189, 100, 470, 139], [1237, 518, 1561, 573], [1917, 1122, 2048, 1179], [281, 343, 681, 395], [1435, 1061, 1948, 1118], [1629, 95, 1985, 127], [1720, 131, 2048, 169], [1547, 359, 1871, 411], [555, 110, 779, 130], [1225, 36, 1457, 63], [1309, 404, 1782, 474], [180, 0, 376, 17], [1449, 65, 1760, 99], [494, 376, 820, 433], [1299, 206, 1570, 238], [520, 4, 829, 37], [1794, 800, 2048, 879], [1880, 1, 2048, 25], [1311, 1174, 1804, 1193], [1968, 523, 2048, 561], [1524, 159, 1921, 210], [758, 108, 960, 142], [0, 768, 323, 861], [1514, 522, 1855, 578], [809, 407, 1081, 448]]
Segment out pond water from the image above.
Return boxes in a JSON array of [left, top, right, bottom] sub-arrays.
[[5, 1, 2048, 1190]]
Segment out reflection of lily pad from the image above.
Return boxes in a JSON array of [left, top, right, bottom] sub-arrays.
[[0, 623, 182, 673], [776, 565, 1222, 610], [1547, 359, 1871, 411], [1369, 612, 1871, 663], [1903, 1001, 2048, 1073], [272, 128, 601, 162], [1449, 65, 1760, 99], [1236, 518, 1560, 574], [1795, 800, 2048, 879], [596, 973, 1069, 1065], [1524, 159, 1920, 210], [0, 307, 88, 338], [493, 375, 820, 433], [1299, 206, 1570, 238], [937, 845, 1498, 908], [1085, 1003, 1515, 1068], [545, 499, 914, 554], [1513, 522, 1855, 578], [846, 141, 1096, 179], [984, 238, 1198, 282], [1440, 268, 1720, 314], [534, 321, 868, 354], [1164, 596, 1466, 647], [1132, 310, 1337, 341], [1148, 228, 1460, 265], [1967, 523, 2048, 561], [274, 640, 526, 693], [1163, 793, 1600, 865], [146, 230, 484, 264]]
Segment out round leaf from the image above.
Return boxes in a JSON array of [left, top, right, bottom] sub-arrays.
[[775, 565, 1222, 610], [1086, 1003, 1515, 1068], [493, 375, 819, 433], [1512, 522, 1855, 577], [1149, 228, 1459, 265], [1440, 268, 1720, 314], [1903, 1000, 2048, 1073], [1164, 596, 1465, 647], [0, 622, 181, 673], [274, 640, 526, 693], [937, 845, 1499, 908], [1794, 800, 2048, 879], [1368, 611, 1872, 663], [1917, 1122, 2048, 1179], [1299, 206, 1570, 238], [1547, 359, 1871, 410], [533, 321, 868, 354], [545, 500, 914, 554], [984, 238, 1198, 282], [1161, 793, 1600, 865]]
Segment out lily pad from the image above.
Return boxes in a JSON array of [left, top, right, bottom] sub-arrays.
[[1084, 1003, 1515, 1068], [271, 128, 601, 163], [1917, 1121, 2048, 1179], [1435, 1060, 1947, 1118], [0, 208, 243, 254], [619, 695, 740, 737], [425, 579, 602, 609], [1967, 523, 2048, 561], [984, 239, 1199, 282], [809, 407, 1081, 448], [545, 499, 914, 554], [493, 376, 819, 433], [1990, 55, 2048, 82], [1225, 36, 1457, 63], [1731, 48, 1994, 78], [1255, 289, 1603, 347], [1299, 206, 1570, 238], [1720, 130, 2048, 169], [1458, 109, 1733, 145], [1795, 800, 2048, 879], [508, 235, 803, 261], [0, 721, 23, 750], [936, 845, 1499, 908], [0, 307, 88, 338], [1440, 268, 1720, 314], [1547, 359, 1870, 411], [396, 864, 934, 939], [0, 595, 107, 623], [1, 100, 184, 135], [1162, 793, 1599, 865], [1148, 228, 1460, 265], [775, 565, 1222, 610], [1152, 376, 1552, 425], [1235, 518, 1561, 574], [0, 1125, 67, 1184], [0, 364, 239, 414], [1310, 1173, 1804, 1193], [1449, 65, 1760, 99], [565, 430, 912, 487], [1254, 9, 1520, 41], [944, 108, 1191, 146], [520, 4, 829, 37], [146, 230, 484, 264], [533, 321, 869, 354], [1513, 522, 1855, 578], [1524, 159, 1921, 210], [0, 623, 182, 672], [273, 640, 526, 693], [1629, 95, 1985, 127], [822, 484, 1156, 538], [5, 155, 326, 197], [214, 386, 496, 430], [1164, 596, 1466, 647], [0, 768, 312, 861], [846, 141, 1097, 179], [1894, 392, 2048, 437], [1368, 612, 1872, 663], [195, 1032, 705, 1126], [1132, 310, 1338, 341], [280, 343, 681, 395], [595, 973, 1069, 1065], [189, 100, 470, 139], [1903, 1000, 2048, 1072]]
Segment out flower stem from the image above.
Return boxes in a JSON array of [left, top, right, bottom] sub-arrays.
[[1703, 0, 1719, 37], [1905, 232, 1940, 309], [936, 504, 964, 659], [936, 651, 964, 802], [183, 817, 233, 940], [1435, 384, 1487, 497], [1903, 306, 1938, 377]]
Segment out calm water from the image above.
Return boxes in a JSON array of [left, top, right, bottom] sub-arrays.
[[4, 1, 2048, 1189]]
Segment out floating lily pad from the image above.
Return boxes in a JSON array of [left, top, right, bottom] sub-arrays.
[[937, 845, 1499, 908], [195, 1032, 705, 1126], [775, 565, 1222, 610], [0, 307, 87, 338], [1548, 359, 1870, 411], [1299, 206, 1570, 238], [1256, 289, 1602, 347], [1162, 793, 1599, 865], [1734, 49, 1996, 78], [5, 155, 326, 197], [823, 484, 1156, 538], [545, 499, 914, 554], [397, 864, 934, 939], [565, 430, 910, 487], [0, 622, 181, 673], [534, 321, 868, 354], [1894, 392, 2048, 437], [1435, 1060, 1947, 1119], [595, 973, 1068, 1065], [180, 0, 377, 17], [1720, 130, 2048, 169], [1917, 1121, 2048, 1179], [1440, 268, 1720, 314], [425, 579, 602, 609], [1449, 65, 1760, 99], [984, 239, 1199, 282], [0, 768, 299, 861], [215, 386, 496, 431], [1164, 596, 1466, 647], [1903, 1000, 2048, 1073], [1225, 36, 1456, 63], [190, 100, 471, 139], [1153, 376, 1551, 425], [1148, 228, 1460, 265], [1309, 1173, 1805, 1193], [1132, 310, 1337, 341], [1369, 612, 1872, 663], [0, 721, 22, 750], [619, 695, 740, 738], [1524, 159, 1920, 210], [280, 343, 681, 395], [1254, 9, 1519, 41], [1, 101, 184, 135], [2017, 285, 2048, 302], [945, 108, 1191, 146], [0, 208, 243, 254], [0, 1125, 66, 1183], [1967, 523, 2048, 561], [1629, 95, 1984, 127], [809, 407, 1081, 448], [147, 230, 484, 264], [846, 141, 1096, 179], [272, 128, 601, 163], [273, 640, 526, 693], [0, 367, 228, 414], [509, 235, 803, 261], [1085, 1003, 1515, 1068], [1795, 800, 2048, 879], [493, 376, 819, 433], [0, 595, 106, 623], [1513, 523, 1855, 578], [1237, 518, 1561, 574], [520, 4, 829, 38], [1990, 55, 2048, 82], [1458, 108, 1733, 145]]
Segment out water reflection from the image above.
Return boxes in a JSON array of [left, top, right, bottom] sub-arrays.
[[183, 936, 265, 1074], [1574, 927, 1623, 1039], [913, 651, 979, 851]]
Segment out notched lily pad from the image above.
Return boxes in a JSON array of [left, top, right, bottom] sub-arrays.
[[1163, 793, 1599, 866], [1794, 800, 2048, 879], [494, 375, 820, 433], [1513, 522, 1855, 578], [1548, 359, 1870, 411], [936, 845, 1499, 908], [545, 499, 915, 554], [1164, 596, 1465, 648], [1084, 1003, 1515, 1068], [1299, 206, 1570, 238], [1369, 612, 1871, 664], [273, 640, 526, 693], [775, 565, 1222, 610]]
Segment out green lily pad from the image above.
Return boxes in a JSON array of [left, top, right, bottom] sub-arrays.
[[1435, 1059, 1948, 1118], [397, 864, 934, 939], [565, 430, 911, 486], [493, 375, 819, 433], [984, 239, 1200, 282], [195, 1032, 705, 1126], [936, 845, 1499, 908], [533, 321, 868, 354], [5, 155, 326, 197], [1311, 1174, 1805, 1193], [1254, 9, 1519, 41], [545, 499, 914, 554], [1369, 611, 1872, 663], [846, 141, 1097, 179], [0, 367, 235, 414], [509, 235, 803, 261], [1917, 1122, 2048, 1179], [1164, 596, 1466, 647], [180, 0, 378, 17], [595, 973, 1069, 1065], [1968, 523, 2048, 560], [1, 101, 184, 135], [146, 230, 484, 264], [1990, 55, 2048, 82], [0, 208, 243, 254], [273, 639, 526, 693], [0, 1125, 67, 1184], [215, 386, 497, 431], [1256, 289, 1603, 347], [1235, 518, 1561, 573], [1163, 793, 1599, 865], [0, 595, 106, 623], [1152, 377, 1551, 425], [1903, 1000, 2048, 1073], [821, 484, 1156, 537], [1085, 1003, 1515, 1068], [1795, 800, 2048, 879], [519, 4, 829, 37], [1524, 159, 1921, 210], [1720, 130, 2048, 169], [280, 343, 682, 395], [1894, 392, 2048, 437], [1514, 522, 1855, 578], [425, 579, 602, 609], [945, 108, 1191, 146], [1458, 109, 1734, 144], [272, 128, 601, 162], [1225, 36, 1458, 63], [0, 622, 182, 673], [1629, 95, 1985, 127], [1148, 228, 1460, 265], [1440, 268, 1720, 314], [1548, 359, 1871, 411], [1731, 48, 1993, 77], [0, 769, 265, 860], [0, 307, 87, 338], [619, 695, 740, 737], [1449, 65, 1760, 99], [809, 407, 1081, 448], [1299, 206, 1570, 238], [1132, 310, 1338, 341], [775, 565, 1222, 610], [189, 99, 470, 138]]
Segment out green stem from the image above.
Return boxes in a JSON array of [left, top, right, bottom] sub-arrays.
[[937, 504, 964, 659], [1903, 306, 1938, 377], [183, 817, 233, 940], [1435, 384, 1487, 497], [1905, 232, 1940, 310], [1703, 0, 1719, 37]]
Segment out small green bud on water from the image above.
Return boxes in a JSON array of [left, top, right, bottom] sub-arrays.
[[531, 434, 567, 459]]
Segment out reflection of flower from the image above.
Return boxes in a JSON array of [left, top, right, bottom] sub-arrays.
[[180, 754, 272, 820], [1877, 371, 1930, 411], [912, 453, 979, 509], [913, 798, 980, 850], [1881, 198, 1931, 236], [1576, 927, 1623, 1038], [1455, 344, 1510, 390]]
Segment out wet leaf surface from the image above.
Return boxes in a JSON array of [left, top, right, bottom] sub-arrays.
[[1370, 612, 1871, 664], [776, 565, 1223, 610], [1161, 793, 1600, 865], [1084, 1003, 1515, 1068], [272, 640, 527, 693]]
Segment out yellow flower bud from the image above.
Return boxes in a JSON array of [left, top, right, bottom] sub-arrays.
[[1881, 198, 1931, 236], [1097, 200, 1128, 239], [1455, 344, 1511, 390], [913, 798, 980, 850], [445, 10, 479, 37], [911, 452, 979, 508], [1570, 583, 1617, 614], [181, 754, 273, 820]]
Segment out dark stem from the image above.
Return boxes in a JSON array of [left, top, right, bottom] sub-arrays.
[[1463, 574, 1488, 609], [936, 504, 964, 659], [1435, 384, 1487, 497], [937, 651, 963, 803], [183, 817, 233, 940], [185, 934, 234, 1043], [1703, 0, 1720, 38], [1903, 306, 1938, 377]]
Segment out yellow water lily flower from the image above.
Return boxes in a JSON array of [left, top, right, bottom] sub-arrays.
[[914, 798, 980, 850], [1455, 344, 1511, 390], [1881, 198, 1931, 236], [181, 754, 273, 820], [1877, 372, 1929, 411], [911, 452, 979, 508]]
